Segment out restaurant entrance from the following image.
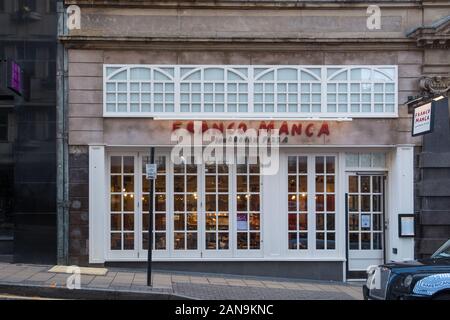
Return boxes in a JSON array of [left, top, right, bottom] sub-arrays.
[[346, 173, 386, 278]]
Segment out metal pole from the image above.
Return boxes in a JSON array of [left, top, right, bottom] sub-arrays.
[[56, 1, 69, 265], [147, 147, 155, 286]]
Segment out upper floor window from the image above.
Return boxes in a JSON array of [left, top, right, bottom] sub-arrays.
[[104, 65, 398, 119]]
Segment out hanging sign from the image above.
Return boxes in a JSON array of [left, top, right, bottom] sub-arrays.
[[7, 60, 23, 96], [412, 102, 434, 136]]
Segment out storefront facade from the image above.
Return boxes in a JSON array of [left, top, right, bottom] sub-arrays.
[[60, 0, 449, 280]]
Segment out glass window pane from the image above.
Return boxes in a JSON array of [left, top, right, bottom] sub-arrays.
[[155, 233, 166, 250], [111, 214, 121, 231], [123, 233, 134, 250], [299, 233, 308, 249], [299, 214, 307, 230], [288, 233, 297, 249], [205, 194, 216, 212], [361, 233, 371, 250], [205, 213, 216, 231], [237, 232, 248, 249], [174, 233, 185, 250], [174, 214, 185, 231], [288, 194, 297, 211], [326, 176, 335, 192], [218, 176, 229, 192], [316, 175, 324, 192], [237, 214, 248, 231], [155, 194, 166, 211], [349, 233, 359, 250], [218, 195, 228, 211], [218, 233, 229, 249], [218, 214, 229, 230], [361, 176, 371, 193], [123, 176, 134, 192], [123, 157, 134, 173], [111, 233, 122, 250], [299, 194, 307, 211], [155, 214, 166, 231], [123, 214, 134, 231], [187, 213, 197, 231], [316, 232, 325, 249], [206, 233, 216, 249], [288, 214, 297, 230], [186, 195, 197, 211], [174, 195, 184, 211], [111, 157, 121, 173], [316, 194, 324, 211], [349, 214, 359, 231], [249, 194, 259, 211], [123, 194, 134, 211], [349, 195, 359, 212], [327, 233, 335, 250], [186, 175, 196, 192], [249, 233, 260, 249], [236, 175, 247, 192], [111, 176, 121, 192], [249, 213, 260, 230], [237, 195, 247, 211], [361, 195, 371, 212], [349, 176, 359, 193], [315, 157, 324, 173]]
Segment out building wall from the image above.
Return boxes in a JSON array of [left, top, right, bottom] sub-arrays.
[[62, 1, 449, 271]]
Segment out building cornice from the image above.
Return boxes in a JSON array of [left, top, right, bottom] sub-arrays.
[[59, 35, 418, 50], [407, 15, 450, 48]]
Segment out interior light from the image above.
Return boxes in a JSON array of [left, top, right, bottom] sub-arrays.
[[433, 95, 445, 101]]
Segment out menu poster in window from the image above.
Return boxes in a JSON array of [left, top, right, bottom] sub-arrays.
[[361, 214, 371, 229], [398, 214, 415, 238], [237, 214, 247, 231]]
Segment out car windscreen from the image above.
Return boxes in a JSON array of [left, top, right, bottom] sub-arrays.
[[432, 240, 450, 259]]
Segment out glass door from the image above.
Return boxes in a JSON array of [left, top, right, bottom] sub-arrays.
[[202, 163, 232, 258], [107, 153, 139, 259], [171, 159, 201, 257], [139, 152, 169, 258], [234, 161, 263, 257], [347, 173, 385, 272]]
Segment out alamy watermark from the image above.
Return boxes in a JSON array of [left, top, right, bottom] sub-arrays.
[[171, 121, 280, 175], [66, 266, 81, 290], [67, 5, 81, 31], [366, 5, 381, 30]]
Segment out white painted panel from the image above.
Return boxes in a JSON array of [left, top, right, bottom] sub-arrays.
[[89, 145, 107, 263], [386, 146, 415, 262]]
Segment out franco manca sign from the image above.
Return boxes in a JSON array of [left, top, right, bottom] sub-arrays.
[[412, 102, 434, 136]]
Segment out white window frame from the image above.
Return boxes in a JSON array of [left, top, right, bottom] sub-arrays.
[[103, 65, 398, 119]]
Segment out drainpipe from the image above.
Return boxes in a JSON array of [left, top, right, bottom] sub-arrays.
[[56, 1, 69, 265]]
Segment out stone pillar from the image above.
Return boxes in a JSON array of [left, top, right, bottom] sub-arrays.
[[407, 13, 450, 258]]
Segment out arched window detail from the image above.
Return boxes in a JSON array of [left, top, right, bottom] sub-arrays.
[[104, 65, 397, 117]]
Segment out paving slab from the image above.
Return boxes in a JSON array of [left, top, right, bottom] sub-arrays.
[[0, 262, 363, 300]]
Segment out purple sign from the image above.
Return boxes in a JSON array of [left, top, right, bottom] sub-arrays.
[[8, 61, 23, 96]]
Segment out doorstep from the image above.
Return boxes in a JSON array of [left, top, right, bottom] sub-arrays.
[[48, 265, 108, 276]]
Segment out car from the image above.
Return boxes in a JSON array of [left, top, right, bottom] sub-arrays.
[[363, 239, 450, 300]]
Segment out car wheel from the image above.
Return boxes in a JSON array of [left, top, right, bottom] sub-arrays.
[[432, 293, 450, 300]]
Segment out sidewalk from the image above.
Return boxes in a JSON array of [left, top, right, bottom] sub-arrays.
[[0, 262, 363, 300]]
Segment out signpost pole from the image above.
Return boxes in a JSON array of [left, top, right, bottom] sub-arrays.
[[147, 147, 155, 286]]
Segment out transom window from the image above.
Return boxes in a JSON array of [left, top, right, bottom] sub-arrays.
[[104, 65, 398, 118]]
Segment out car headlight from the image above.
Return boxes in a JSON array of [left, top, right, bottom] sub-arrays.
[[403, 275, 413, 287]]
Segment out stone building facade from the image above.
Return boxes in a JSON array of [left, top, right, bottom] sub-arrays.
[[60, 0, 449, 280]]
